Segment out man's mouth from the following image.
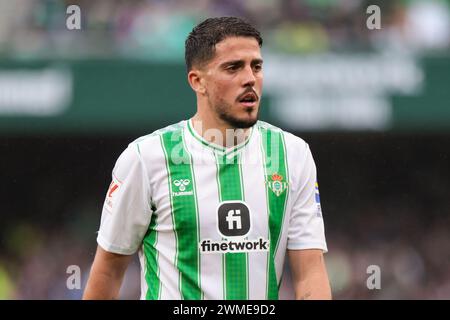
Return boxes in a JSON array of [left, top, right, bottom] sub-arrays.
[[238, 91, 258, 107]]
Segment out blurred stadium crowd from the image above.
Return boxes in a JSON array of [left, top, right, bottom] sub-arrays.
[[0, 0, 449, 59], [1, 135, 450, 299], [1, 0, 450, 300]]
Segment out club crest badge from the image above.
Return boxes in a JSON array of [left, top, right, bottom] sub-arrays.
[[267, 173, 288, 197]]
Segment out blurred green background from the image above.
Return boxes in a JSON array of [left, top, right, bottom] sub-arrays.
[[1, 0, 450, 299]]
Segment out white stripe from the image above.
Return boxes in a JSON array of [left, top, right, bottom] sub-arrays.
[[185, 131, 223, 300], [241, 131, 269, 299]]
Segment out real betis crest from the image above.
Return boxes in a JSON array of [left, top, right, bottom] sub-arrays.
[[267, 173, 288, 197]]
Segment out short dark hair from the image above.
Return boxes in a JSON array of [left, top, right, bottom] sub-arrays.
[[185, 17, 263, 71]]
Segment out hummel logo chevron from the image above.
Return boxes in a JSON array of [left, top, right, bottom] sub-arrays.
[[172, 179, 193, 197], [174, 179, 190, 191]]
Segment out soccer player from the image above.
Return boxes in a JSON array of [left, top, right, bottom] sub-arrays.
[[83, 17, 331, 300]]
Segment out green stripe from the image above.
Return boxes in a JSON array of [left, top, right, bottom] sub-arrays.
[[161, 128, 202, 299], [181, 130, 203, 299], [259, 126, 289, 300], [216, 153, 248, 300], [215, 157, 226, 300], [160, 134, 181, 296], [143, 212, 161, 299]]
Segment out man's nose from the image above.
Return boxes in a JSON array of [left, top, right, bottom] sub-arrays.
[[241, 65, 256, 87]]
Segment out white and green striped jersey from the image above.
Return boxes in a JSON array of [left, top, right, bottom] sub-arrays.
[[97, 119, 327, 300]]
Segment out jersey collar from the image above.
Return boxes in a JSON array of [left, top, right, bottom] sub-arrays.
[[186, 118, 254, 156]]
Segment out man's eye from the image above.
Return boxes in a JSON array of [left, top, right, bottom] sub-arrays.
[[227, 65, 239, 71], [254, 64, 262, 71]]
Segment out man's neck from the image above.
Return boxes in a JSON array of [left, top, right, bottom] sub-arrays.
[[190, 112, 252, 148]]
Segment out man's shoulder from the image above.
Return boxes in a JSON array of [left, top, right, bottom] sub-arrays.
[[256, 120, 309, 150], [128, 120, 186, 150], [133, 121, 186, 143], [111, 121, 187, 163]]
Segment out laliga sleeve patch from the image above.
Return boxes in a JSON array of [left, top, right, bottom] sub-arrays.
[[315, 181, 322, 218], [104, 174, 122, 213]]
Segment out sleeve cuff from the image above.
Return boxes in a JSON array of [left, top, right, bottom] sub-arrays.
[[287, 241, 328, 253], [97, 234, 137, 255]]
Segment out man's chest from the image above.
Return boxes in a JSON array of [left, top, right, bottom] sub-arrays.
[[149, 154, 291, 246]]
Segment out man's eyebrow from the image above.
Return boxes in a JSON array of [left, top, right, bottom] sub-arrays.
[[220, 60, 244, 68], [251, 58, 264, 65], [220, 58, 264, 68]]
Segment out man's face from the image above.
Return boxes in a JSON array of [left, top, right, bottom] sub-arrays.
[[201, 36, 263, 129]]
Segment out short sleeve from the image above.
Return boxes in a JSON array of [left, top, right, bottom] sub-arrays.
[[287, 143, 328, 252], [97, 143, 152, 255]]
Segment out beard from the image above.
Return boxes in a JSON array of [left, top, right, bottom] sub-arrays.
[[212, 98, 259, 129]]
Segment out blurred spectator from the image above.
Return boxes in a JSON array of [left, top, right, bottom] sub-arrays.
[[0, 0, 448, 59]]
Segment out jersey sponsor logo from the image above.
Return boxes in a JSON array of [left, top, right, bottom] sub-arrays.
[[199, 237, 269, 254], [267, 173, 288, 197], [315, 181, 322, 217], [198, 201, 269, 254], [172, 179, 194, 197], [217, 202, 250, 237], [104, 174, 122, 212]]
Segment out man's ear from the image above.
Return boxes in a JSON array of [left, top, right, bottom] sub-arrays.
[[188, 69, 206, 95]]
